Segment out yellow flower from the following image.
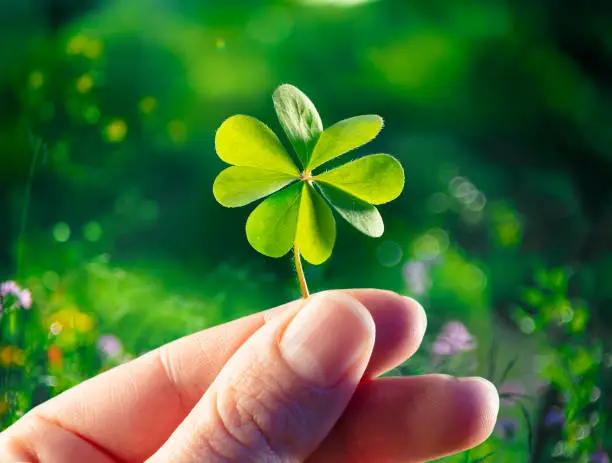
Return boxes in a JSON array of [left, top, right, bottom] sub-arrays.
[[0, 346, 24, 367], [47, 306, 96, 333]]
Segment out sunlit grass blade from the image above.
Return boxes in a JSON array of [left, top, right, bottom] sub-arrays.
[[213, 166, 298, 207], [471, 452, 495, 462], [297, 183, 336, 264], [246, 183, 302, 258], [498, 355, 519, 385], [215, 115, 299, 175], [307, 115, 383, 170], [517, 401, 534, 460], [273, 84, 323, 169], [314, 153, 404, 204], [316, 182, 384, 237]]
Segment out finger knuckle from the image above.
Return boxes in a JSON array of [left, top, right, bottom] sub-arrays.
[[215, 361, 307, 459]]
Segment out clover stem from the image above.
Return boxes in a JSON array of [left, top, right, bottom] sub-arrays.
[[293, 244, 310, 299]]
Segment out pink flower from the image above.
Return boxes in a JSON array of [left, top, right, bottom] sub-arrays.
[[0, 281, 20, 297], [0, 281, 32, 310], [97, 335, 123, 358], [403, 261, 430, 295], [499, 382, 525, 404], [18, 289, 32, 310], [432, 321, 477, 356]]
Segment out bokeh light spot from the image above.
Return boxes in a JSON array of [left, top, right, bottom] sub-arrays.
[[247, 8, 294, 44], [83, 39, 103, 59], [377, 241, 403, 267], [491, 203, 523, 246], [455, 181, 477, 200], [459, 263, 487, 291], [468, 192, 487, 211], [369, 32, 465, 101], [29, 71, 44, 90], [75, 313, 95, 333], [104, 119, 127, 143], [519, 316, 536, 334], [427, 192, 450, 213], [167, 120, 187, 144], [52, 222, 71, 243], [139, 96, 157, 115], [66, 34, 88, 54], [66, 35, 103, 59], [76, 74, 94, 93], [83, 221, 103, 242], [42, 271, 60, 290], [84, 106, 101, 124], [428, 228, 450, 253], [412, 233, 441, 261]]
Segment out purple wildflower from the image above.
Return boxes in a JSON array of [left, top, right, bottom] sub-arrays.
[[432, 321, 477, 356], [495, 417, 519, 440], [18, 289, 32, 310], [0, 281, 19, 297], [0, 281, 32, 310], [97, 334, 123, 358], [544, 407, 565, 428], [403, 261, 430, 295], [591, 451, 610, 463]]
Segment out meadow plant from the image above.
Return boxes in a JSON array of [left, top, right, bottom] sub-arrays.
[[213, 84, 405, 297]]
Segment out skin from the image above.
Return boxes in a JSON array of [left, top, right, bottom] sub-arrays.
[[0, 289, 499, 462]]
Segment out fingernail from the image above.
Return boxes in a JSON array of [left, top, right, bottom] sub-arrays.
[[456, 377, 500, 411], [403, 296, 427, 334], [280, 292, 374, 387]]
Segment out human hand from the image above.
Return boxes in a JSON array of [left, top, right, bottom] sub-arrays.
[[0, 290, 499, 462]]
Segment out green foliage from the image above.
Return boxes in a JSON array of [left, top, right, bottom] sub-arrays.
[[214, 167, 296, 207], [317, 184, 384, 237], [245, 182, 302, 259], [314, 153, 404, 204], [307, 115, 383, 170], [215, 115, 300, 175], [296, 183, 337, 264], [213, 84, 405, 264], [272, 84, 323, 167], [512, 268, 605, 461], [2, 2, 612, 461]]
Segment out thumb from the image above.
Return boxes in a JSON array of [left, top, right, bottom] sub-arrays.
[[148, 291, 375, 463]]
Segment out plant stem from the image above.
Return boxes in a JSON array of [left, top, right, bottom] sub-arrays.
[[16, 135, 42, 278], [293, 244, 309, 299]]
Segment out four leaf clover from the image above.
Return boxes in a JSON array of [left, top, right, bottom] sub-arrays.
[[213, 84, 404, 265]]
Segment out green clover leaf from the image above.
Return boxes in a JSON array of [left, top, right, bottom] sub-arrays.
[[213, 84, 404, 270]]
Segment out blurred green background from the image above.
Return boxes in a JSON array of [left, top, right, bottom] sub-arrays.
[[1, 0, 612, 461]]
